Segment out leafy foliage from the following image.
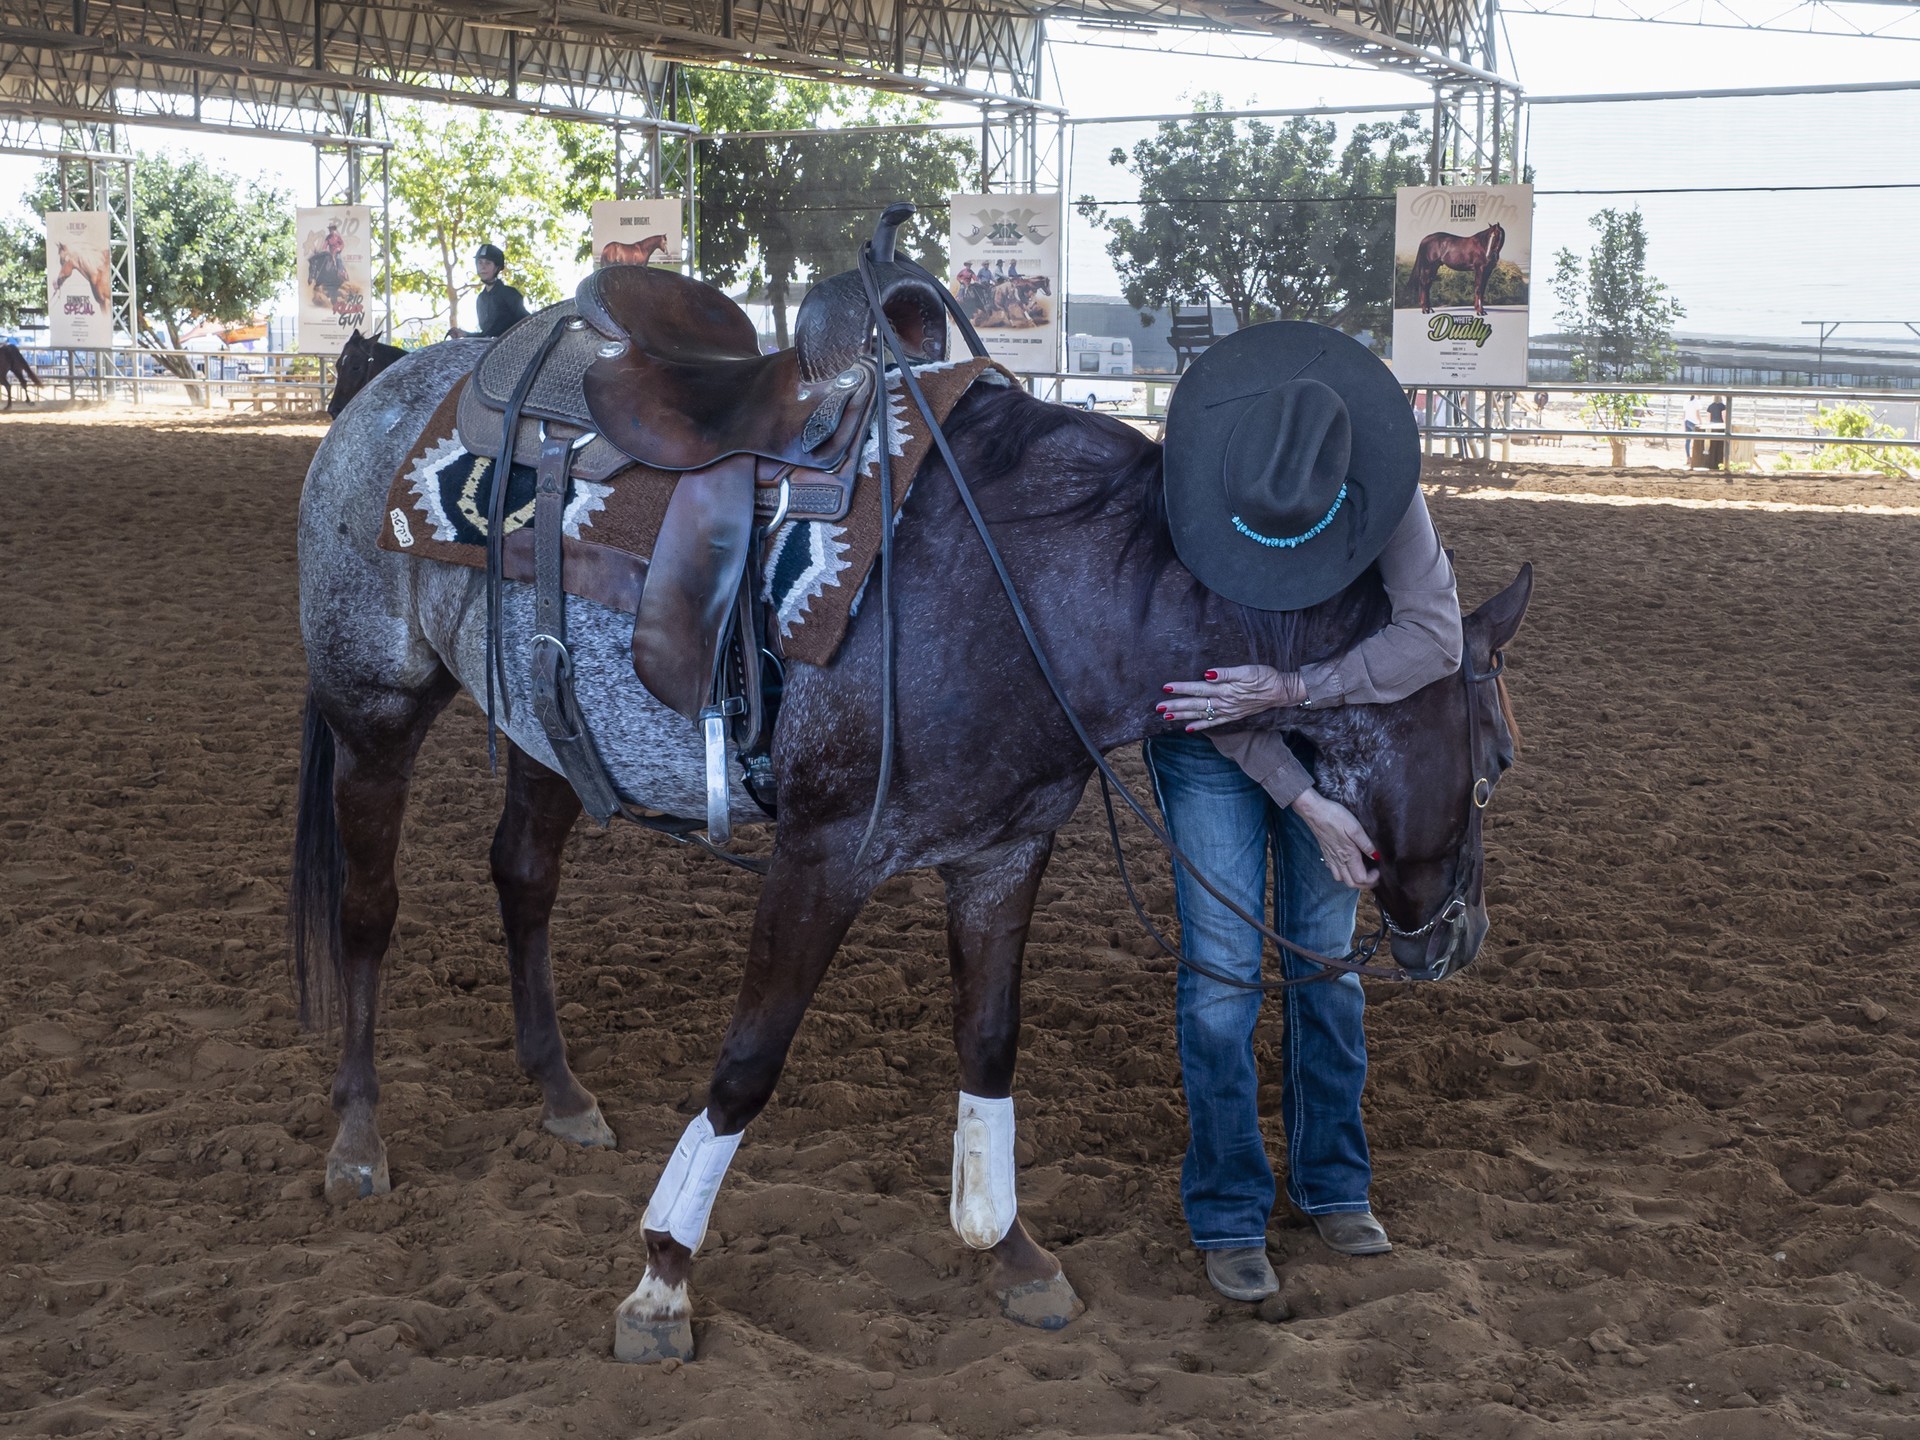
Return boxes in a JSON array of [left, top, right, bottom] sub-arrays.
[[0, 215, 42, 329], [387, 104, 569, 333], [1076, 101, 1428, 340], [1550, 208, 1684, 383], [1580, 391, 1649, 432], [128, 154, 295, 360], [1776, 402, 1917, 477], [559, 68, 973, 346]]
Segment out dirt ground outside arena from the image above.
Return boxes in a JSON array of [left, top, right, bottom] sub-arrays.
[[4, 408, 1920, 1440]]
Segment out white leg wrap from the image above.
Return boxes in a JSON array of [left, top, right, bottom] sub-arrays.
[[950, 1092, 1018, 1250], [641, 1111, 742, 1254]]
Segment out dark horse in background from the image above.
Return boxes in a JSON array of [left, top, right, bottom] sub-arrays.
[[290, 338, 1531, 1360], [0, 343, 41, 408], [1412, 222, 1506, 316], [325, 328, 406, 418]]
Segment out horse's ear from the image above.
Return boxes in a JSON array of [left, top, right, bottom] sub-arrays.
[[370, 328, 383, 342], [1465, 562, 1532, 656]]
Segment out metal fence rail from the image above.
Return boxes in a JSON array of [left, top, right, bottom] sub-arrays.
[[8, 347, 334, 411]]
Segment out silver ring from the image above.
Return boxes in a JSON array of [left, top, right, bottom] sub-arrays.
[[1204, 699, 1216, 722]]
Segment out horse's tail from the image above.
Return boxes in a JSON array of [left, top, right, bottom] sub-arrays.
[[288, 691, 345, 1030]]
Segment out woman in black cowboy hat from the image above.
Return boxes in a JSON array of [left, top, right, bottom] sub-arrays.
[[1147, 321, 1462, 1304], [449, 242, 529, 340]]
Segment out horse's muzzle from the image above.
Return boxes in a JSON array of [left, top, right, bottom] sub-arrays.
[[1389, 897, 1488, 981]]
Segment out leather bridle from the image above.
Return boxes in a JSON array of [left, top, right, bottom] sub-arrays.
[[850, 216, 1510, 994]]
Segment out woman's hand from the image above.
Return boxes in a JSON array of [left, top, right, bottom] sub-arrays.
[[1289, 788, 1380, 890], [1158, 664, 1306, 731]]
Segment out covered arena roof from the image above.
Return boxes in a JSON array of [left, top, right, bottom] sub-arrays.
[[0, 0, 1502, 143]]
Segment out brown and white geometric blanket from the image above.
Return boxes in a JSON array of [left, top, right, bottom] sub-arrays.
[[377, 357, 1011, 667]]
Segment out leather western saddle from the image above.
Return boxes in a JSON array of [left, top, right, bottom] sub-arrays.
[[460, 203, 951, 843]]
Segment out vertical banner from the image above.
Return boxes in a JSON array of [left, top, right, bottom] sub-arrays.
[[296, 205, 374, 353], [44, 212, 114, 347], [946, 194, 1061, 373], [590, 200, 685, 267], [1391, 184, 1533, 386]]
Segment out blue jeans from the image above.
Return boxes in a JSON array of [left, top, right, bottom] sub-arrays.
[[1145, 734, 1372, 1249]]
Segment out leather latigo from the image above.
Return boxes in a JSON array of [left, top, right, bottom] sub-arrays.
[[497, 529, 647, 615]]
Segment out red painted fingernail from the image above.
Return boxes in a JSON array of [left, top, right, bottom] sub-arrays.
[[1185, 725, 1197, 733], [1204, 670, 1218, 681], [1370, 850, 1382, 861], [1163, 684, 1175, 693]]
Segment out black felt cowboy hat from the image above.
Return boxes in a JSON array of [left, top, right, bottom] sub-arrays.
[[1164, 320, 1420, 613]]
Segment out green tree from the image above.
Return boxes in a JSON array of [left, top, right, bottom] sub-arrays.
[[1550, 207, 1685, 383], [130, 154, 294, 372], [560, 68, 973, 346], [387, 103, 569, 333], [1076, 101, 1427, 340], [0, 216, 42, 328]]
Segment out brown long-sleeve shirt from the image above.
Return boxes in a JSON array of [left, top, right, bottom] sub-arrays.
[[1208, 488, 1461, 808]]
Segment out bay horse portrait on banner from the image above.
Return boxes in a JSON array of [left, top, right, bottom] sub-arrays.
[[1, 342, 41, 408], [289, 211, 1531, 1365], [1412, 222, 1506, 316], [599, 234, 670, 267], [54, 242, 111, 314]]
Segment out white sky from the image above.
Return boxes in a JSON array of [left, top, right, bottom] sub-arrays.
[[4, 10, 1916, 340]]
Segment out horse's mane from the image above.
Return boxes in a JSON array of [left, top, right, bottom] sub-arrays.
[[937, 381, 1388, 672]]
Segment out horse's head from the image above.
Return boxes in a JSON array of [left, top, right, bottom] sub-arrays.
[[327, 328, 375, 419], [1485, 223, 1505, 263], [1299, 563, 1532, 980], [54, 243, 74, 284]]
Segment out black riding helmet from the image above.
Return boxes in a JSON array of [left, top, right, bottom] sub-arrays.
[[475, 243, 506, 269]]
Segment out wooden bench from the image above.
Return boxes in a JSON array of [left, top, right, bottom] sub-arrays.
[[223, 382, 326, 413]]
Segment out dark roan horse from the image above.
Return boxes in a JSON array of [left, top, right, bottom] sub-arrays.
[[1412, 222, 1507, 316], [325, 328, 406, 418], [290, 345, 1532, 1361], [1, 342, 41, 408]]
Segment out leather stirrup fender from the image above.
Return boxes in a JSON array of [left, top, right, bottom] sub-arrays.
[[630, 456, 757, 723]]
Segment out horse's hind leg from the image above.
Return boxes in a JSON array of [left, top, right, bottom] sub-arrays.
[[320, 679, 455, 1201], [940, 834, 1083, 1331], [490, 742, 614, 1148]]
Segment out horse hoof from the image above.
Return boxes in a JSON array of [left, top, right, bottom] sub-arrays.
[[543, 1104, 616, 1150], [323, 1155, 391, 1204], [997, 1271, 1083, 1331], [613, 1313, 695, 1364]]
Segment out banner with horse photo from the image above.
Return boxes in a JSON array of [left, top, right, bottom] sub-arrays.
[[590, 200, 685, 268], [1390, 184, 1532, 386], [946, 193, 1060, 373], [44, 211, 113, 347], [296, 205, 374, 354]]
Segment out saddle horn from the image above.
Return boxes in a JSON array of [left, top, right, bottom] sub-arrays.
[[870, 203, 916, 265]]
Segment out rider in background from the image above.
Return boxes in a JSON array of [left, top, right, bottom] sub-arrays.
[[450, 244, 529, 340]]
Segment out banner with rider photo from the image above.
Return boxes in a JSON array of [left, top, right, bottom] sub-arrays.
[[590, 200, 685, 268], [44, 211, 114, 347], [1390, 184, 1532, 386], [296, 205, 374, 353], [946, 193, 1060, 373]]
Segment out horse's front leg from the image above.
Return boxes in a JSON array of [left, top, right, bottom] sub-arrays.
[[613, 832, 868, 1363], [940, 834, 1084, 1331]]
